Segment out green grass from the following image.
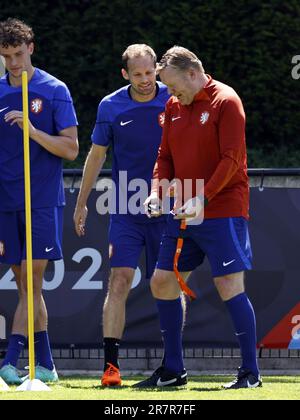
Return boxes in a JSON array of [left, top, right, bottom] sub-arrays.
[[1, 376, 300, 400]]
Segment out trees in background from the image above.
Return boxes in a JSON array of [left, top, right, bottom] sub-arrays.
[[1, 0, 299, 167]]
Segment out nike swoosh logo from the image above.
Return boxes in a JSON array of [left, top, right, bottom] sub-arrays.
[[172, 116, 181, 122], [120, 120, 133, 126], [223, 259, 235, 267], [45, 247, 54, 253], [235, 332, 246, 337], [247, 380, 260, 388], [0, 107, 9, 113], [157, 377, 177, 386]]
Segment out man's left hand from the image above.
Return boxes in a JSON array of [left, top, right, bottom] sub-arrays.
[[4, 110, 36, 137], [174, 196, 204, 222]]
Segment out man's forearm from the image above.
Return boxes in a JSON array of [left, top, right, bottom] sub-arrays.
[[152, 157, 174, 198], [30, 127, 78, 161], [76, 150, 106, 208], [205, 155, 239, 202]]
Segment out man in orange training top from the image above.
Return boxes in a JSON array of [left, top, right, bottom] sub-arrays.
[[134, 46, 261, 390]]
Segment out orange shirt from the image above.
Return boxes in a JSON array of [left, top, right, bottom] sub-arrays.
[[153, 75, 249, 219]]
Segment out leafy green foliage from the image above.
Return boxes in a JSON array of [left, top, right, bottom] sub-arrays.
[[1, 0, 299, 167]]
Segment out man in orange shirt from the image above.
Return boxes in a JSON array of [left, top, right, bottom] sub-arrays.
[[134, 46, 261, 390]]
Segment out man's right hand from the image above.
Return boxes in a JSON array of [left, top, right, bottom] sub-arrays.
[[74, 205, 88, 236], [144, 192, 162, 218]]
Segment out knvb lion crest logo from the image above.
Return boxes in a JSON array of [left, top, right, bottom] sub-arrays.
[[31, 98, 43, 114], [158, 112, 165, 127], [0, 241, 5, 257], [200, 111, 210, 125]]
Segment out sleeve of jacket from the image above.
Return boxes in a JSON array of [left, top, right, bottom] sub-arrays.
[[204, 94, 246, 202]]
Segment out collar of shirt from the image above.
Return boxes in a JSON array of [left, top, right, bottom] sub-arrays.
[[193, 74, 213, 102]]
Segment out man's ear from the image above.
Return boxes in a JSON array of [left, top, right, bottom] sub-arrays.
[[121, 68, 129, 81], [28, 42, 34, 56], [189, 68, 197, 81]]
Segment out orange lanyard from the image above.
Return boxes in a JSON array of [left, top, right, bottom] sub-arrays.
[[173, 220, 196, 300]]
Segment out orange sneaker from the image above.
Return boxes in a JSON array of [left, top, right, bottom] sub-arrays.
[[101, 363, 122, 386]]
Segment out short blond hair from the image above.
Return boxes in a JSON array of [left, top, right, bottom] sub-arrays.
[[157, 46, 204, 74], [122, 44, 156, 71]]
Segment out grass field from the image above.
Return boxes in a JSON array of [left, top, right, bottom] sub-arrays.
[[0, 375, 300, 400]]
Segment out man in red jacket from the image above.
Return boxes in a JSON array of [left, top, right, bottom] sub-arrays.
[[134, 46, 261, 390]]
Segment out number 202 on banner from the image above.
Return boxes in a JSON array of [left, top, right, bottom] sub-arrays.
[[0, 247, 141, 291]]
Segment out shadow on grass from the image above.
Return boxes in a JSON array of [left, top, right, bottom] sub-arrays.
[[184, 376, 232, 385], [130, 386, 188, 393], [129, 385, 222, 393], [62, 383, 132, 391], [61, 376, 229, 392], [63, 383, 190, 393], [189, 387, 222, 392]]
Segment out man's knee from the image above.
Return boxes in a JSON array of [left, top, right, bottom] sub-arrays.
[[108, 269, 134, 299], [150, 270, 179, 298], [19, 260, 47, 295], [151, 270, 169, 291], [214, 272, 245, 301], [19, 272, 43, 296]]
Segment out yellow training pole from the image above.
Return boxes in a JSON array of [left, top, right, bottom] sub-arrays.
[[22, 71, 35, 381]]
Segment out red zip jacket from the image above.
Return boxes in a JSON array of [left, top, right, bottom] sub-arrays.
[[153, 75, 249, 219]]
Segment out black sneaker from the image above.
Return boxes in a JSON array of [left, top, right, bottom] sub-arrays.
[[223, 368, 262, 390], [133, 366, 187, 388]]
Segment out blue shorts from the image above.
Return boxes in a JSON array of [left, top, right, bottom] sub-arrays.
[[0, 207, 63, 265], [109, 216, 166, 279], [157, 215, 252, 277]]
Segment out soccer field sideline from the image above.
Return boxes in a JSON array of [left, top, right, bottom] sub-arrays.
[[1, 376, 300, 400]]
